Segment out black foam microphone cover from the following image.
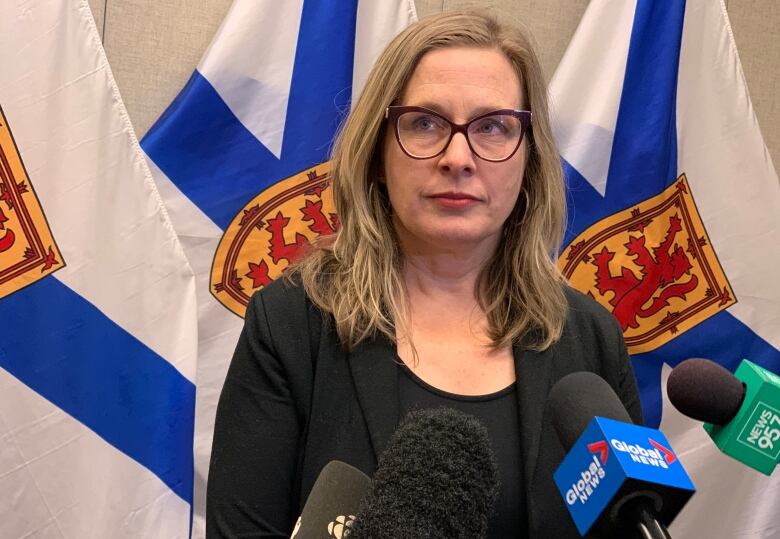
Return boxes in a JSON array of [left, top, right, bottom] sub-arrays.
[[667, 357, 746, 425], [294, 461, 371, 538], [347, 407, 499, 539], [548, 371, 634, 451]]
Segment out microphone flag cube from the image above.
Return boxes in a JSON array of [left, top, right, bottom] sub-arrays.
[[704, 359, 780, 475], [553, 417, 695, 536]]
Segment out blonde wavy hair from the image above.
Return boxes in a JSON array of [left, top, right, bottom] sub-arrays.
[[293, 10, 567, 352]]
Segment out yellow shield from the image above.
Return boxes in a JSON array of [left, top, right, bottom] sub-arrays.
[[211, 162, 336, 317], [0, 106, 64, 299], [559, 174, 735, 354]]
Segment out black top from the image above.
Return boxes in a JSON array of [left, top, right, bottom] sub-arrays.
[[206, 279, 643, 538], [399, 364, 526, 537]]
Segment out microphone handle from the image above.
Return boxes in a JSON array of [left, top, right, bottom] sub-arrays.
[[631, 502, 672, 539]]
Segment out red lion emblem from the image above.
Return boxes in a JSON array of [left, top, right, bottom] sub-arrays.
[[559, 175, 735, 354], [211, 163, 338, 317], [593, 214, 698, 331]]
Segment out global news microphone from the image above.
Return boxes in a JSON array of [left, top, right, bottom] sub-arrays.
[[206, 10, 642, 538]]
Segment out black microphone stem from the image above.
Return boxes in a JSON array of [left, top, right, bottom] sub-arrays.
[[633, 504, 672, 539]]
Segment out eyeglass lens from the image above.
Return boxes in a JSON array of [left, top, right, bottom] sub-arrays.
[[396, 110, 524, 161]]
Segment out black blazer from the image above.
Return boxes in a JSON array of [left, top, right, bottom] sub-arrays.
[[206, 278, 642, 538]]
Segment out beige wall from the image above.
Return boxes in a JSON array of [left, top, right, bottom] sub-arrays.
[[89, 0, 779, 170]]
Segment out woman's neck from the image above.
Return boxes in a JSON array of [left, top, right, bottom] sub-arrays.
[[396, 236, 515, 395], [397, 229, 499, 301], [399, 243, 497, 341], [402, 252, 483, 301]]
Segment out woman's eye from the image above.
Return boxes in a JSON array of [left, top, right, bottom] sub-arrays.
[[475, 119, 506, 135], [413, 116, 440, 130]]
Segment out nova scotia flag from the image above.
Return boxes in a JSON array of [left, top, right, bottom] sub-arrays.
[[0, 1, 197, 537], [551, 0, 780, 536], [141, 1, 416, 535]]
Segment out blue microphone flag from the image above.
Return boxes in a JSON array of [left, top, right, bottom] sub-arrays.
[[553, 417, 695, 536]]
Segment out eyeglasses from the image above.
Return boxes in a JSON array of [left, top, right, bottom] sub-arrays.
[[385, 106, 532, 162]]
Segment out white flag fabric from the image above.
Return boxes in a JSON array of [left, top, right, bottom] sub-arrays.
[[551, 0, 780, 536], [0, 1, 197, 538], [141, 1, 417, 536]]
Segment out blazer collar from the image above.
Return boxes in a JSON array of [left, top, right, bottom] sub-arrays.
[[348, 334, 400, 462], [514, 340, 556, 498]]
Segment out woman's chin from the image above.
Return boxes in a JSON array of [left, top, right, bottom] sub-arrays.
[[405, 227, 503, 255]]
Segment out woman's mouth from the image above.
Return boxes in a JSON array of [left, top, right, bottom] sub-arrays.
[[428, 192, 480, 209]]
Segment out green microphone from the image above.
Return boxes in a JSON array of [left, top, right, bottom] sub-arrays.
[[667, 358, 780, 476]]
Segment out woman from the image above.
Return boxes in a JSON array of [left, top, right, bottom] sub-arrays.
[[207, 10, 642, 538]]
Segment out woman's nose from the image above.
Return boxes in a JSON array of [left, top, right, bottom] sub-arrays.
[[437, 132, 476, 174]]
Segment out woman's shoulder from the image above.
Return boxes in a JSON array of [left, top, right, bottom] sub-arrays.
[[562, 285, 616, 325], [244, 273, 325, 351], [558, 285, 643, 424], [248, 273, 308, 317], [559, 284, 624, 350]]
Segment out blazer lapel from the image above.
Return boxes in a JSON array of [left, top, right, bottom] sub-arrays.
[[348, 335, 400, 461], [348, 333, 557, 485], [514, 342, 556, 500]]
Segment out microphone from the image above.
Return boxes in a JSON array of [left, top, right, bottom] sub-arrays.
[[549, 372, 695, 538], [291, 460, 371, 539], [667, 357, 780, 476], [347, 407, 499, 539]]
